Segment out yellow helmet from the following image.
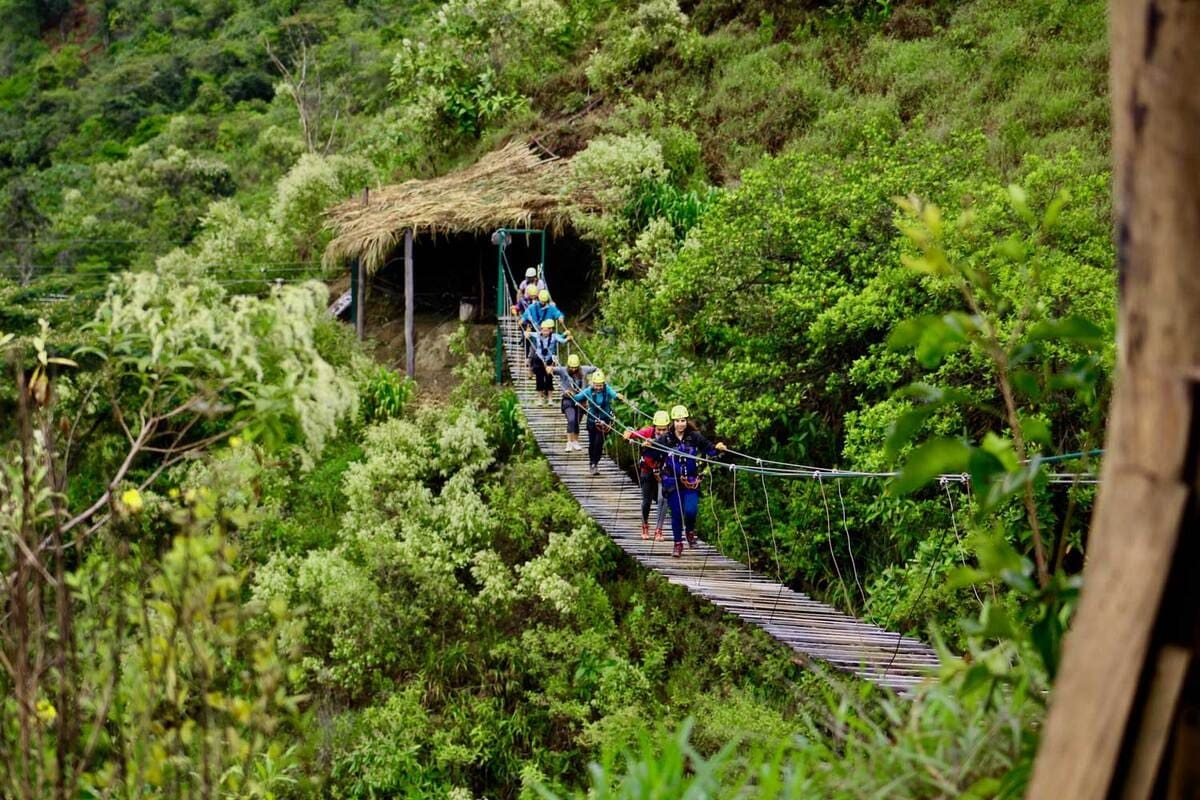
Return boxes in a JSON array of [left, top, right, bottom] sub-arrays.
[[525, 284, 538, 297], [670, 404, 689, 420], [653, 410, 670, 427], [567, 354, 581, 368], [591, 370, 606, 385], [538, 289, 550, 302], [539, 318, 555, 330]]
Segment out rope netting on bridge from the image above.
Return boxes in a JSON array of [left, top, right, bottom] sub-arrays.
[[492, 229, 1100, 691]]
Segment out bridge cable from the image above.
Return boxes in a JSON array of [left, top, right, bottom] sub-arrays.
[[817, 474, 855, 613], [941, 477, 983, 608], [836, 480, 868, 607]]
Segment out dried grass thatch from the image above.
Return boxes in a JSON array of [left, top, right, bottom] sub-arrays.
[[323, 142, 578, 273]]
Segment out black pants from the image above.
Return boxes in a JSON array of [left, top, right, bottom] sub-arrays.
[[639, 471, 666, 528], [587, 423, 607, 466], [530, 358, 552, 391], [562, 401, 580, 433]]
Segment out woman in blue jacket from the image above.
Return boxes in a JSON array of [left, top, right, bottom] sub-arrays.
[[646, 405, 727, 557], [520, 289, 564, 332], [572, 370, 622, 476], [528, 319, 569, 404]]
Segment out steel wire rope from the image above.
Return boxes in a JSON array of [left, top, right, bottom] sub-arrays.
[[757, 465, 789, 623], [533, 275, 1098, 483], [835, 481, 867, 607], [941, 477, 983, 608], [729, 467, 763, 611], [817, 474, 854, 613]]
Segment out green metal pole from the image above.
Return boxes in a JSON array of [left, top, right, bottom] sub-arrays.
[[495, 239, 505, 384]]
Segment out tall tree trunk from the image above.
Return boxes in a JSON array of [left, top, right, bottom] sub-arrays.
[[1027, 2, 1200, 798]]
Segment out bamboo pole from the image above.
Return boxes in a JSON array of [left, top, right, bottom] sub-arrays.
[[1027, 2, 1200, 797]]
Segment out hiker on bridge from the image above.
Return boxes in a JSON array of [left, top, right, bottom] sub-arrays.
[[520, 289, 563, 333], [553, 354, 596, 452], [521, 289, 564, 359], [572, 370, 623, 476], [513, 283, 539, 318], [529, 319, 570, 405], [623, 409, 670, 541], [645, 405, 727, 558], [517, 266, 546, 297]]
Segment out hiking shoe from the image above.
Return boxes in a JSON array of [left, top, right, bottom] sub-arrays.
[[686, 531, 697, 548], [641, 523, 650, 540], [589, 464, 599, 476], [563, 442, 573, 452], [654, 528, 664, 541], [672, 543, 683, 558]]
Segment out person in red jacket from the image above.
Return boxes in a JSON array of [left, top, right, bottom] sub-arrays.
[[622, 409, 670, 541]]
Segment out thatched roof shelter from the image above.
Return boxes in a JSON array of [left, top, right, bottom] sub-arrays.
[[323, 142, 577, 274]]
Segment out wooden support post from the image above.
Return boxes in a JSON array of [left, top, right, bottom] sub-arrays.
[[354, 257, 365, 340], [355, 187, 369, 341], [348, 257, 358, 329], [404, 227, 414, 379], [1027, 2, 1200, 798]]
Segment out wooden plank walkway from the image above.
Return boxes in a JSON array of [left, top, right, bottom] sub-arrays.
[[501, 318, 940, 692]]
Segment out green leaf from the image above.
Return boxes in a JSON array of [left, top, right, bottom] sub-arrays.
[[997, 236, 1026, 262], [980, 432, 1019, 471], [1041, 189, 1071, 230], [1027, 316, 1106, 346], [884, 405, 939, 460], [889, 438, 971, 495], [963, 603, 1020, 641], [1020, 416, 1052, 448], [970, 532, 1035, 593], [888, 314, 975, 368], [1009, 368, 1042, 400], [1031, 610, 1065, 680], [1007, 184, 1035, 225], [947, 566, 988, 590]]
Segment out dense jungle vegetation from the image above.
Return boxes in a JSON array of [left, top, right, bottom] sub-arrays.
[[1, 0, 1114, 796]]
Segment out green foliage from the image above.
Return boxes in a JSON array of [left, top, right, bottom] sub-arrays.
[[0, 416, 307, 798], [83, 270, 357, 456], [0, 0, 1120, 795], [359, 365, 415, 423], [584, 0, 689, 93]]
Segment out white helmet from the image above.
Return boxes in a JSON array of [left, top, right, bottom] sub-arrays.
[[525, 267, 537, 279]]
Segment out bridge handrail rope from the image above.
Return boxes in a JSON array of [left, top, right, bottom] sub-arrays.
[[497, 241, 1101, 689]]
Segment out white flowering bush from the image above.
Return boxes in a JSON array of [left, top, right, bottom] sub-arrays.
[[271, 152, 376, 258], [87, 270, 357, 459], [569, 133, 668, 275], [584, 0, 689, 92]]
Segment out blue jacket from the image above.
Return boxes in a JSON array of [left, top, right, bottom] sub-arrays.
[[530, 332, 568, 364], [572, 384, 618, 427], [521, 301, 564, 329], [646, 428, 720, 493]]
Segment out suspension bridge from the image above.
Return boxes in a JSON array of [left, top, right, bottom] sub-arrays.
[[498, 311, 942, 693]]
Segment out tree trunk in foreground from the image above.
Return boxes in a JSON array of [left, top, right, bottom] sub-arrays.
[[1027, 1, 1200, 798]]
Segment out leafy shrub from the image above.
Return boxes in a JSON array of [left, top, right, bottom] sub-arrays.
[[271, 152, 376, 259], [360, 365, 415, 423], [584, 0, 689, 93]]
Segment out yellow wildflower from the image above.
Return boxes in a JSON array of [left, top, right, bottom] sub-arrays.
[[35, 698, 57, 724], [121, 489, 144, 514]]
